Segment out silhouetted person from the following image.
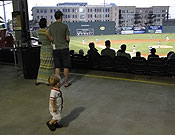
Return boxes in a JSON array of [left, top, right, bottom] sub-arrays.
[[117, 44, 131, 59], [136, 51, 141, 57], [69, 50, 75, 57], [132, 51, 146, 61], [78, 49, 84, 56], [163, 51, 174, 61], [117, 49, 121, 55], [147, 48, 159, 60], [168, 52, 175, 60], [101, 40, 115, 58], [87, 42, 100, 66]]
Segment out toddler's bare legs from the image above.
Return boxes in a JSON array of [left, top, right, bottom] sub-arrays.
[[49, 119, 57, 125]]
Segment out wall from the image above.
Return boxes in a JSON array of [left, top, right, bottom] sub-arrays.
[[66, 21, 116, 36], [163, 26, 175, 33]]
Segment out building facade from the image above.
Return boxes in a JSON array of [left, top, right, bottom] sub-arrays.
[[133, 6, 169, 27], [31, 2, 169, 29]]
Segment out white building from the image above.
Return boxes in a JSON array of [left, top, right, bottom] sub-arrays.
[[31, 2, 169, 29]]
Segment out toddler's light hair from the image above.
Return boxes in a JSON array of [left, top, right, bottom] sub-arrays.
[[48, 75, 60, 86]]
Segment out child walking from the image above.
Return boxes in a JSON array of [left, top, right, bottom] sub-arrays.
[[46, 75, 63, 131]]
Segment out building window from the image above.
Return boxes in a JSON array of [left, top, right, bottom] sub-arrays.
[[54, 9, 56, 13], [130, 10, 134, 13], [68, 9, 70, 12], [51, 15, 53, 19], [37, 16, 39, 19], [44, 9, 47, 13], [162, 10, 166, 13], [72, 9, 75, 12], [50, 9, 53, 13], [154, 9, 160, 13], [40, 9, 43, 13], [37, 9, 39, 13], [80, 15, 85, 19]]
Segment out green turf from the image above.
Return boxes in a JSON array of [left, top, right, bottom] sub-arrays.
[[69, 33, 175, 56]]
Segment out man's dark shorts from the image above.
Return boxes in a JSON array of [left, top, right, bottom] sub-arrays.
[[53, 48, 71, 68]]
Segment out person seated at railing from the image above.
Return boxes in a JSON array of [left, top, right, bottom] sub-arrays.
[[101, 40, 115, 59], [168, 52, 175, 60], [147, 48, 159, 60], [132, 51, 146, 61], [163, 51, 174, 61], [116, 49, 121, 56], [79, 49, 84, 56], [69, 50, 75, 57], [87, 42, 100, 67], [135, 51, 141, 57], [117, 44, 131, 59]]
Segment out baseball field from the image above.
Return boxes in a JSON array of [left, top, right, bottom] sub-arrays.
[[69, 33, 175, 58]]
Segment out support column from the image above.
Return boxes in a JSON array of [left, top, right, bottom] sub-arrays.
[[12, 0, 30, 43]]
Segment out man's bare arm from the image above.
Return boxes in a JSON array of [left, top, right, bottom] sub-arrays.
[[46, 29, 53, 41], [66, 35, 70, 44]]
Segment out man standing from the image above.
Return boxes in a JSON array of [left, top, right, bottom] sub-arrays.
[[48, 10, 71, 87]]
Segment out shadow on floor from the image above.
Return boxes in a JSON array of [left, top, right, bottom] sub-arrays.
[[61, 106, 86, 127]]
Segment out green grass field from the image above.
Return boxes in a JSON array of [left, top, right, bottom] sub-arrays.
[[69, 33, 175, 57]]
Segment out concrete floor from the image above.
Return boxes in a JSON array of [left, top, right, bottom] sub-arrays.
[[0, 64, 175, 135]]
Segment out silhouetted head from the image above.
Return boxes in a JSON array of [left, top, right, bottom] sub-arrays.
[[151, 48, 156, 54], [117, 49, 121, 55], [39, 18, 47, 28], [89, 42, 95, 50], [105, 40, 111, 48], [54, 10, 63, 20], [167, 51, 174, 58], [79, 49, 84, 56], [136, 51, 141, 57], [120, 44, 126, 52], [70, 50, 75, 55]]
